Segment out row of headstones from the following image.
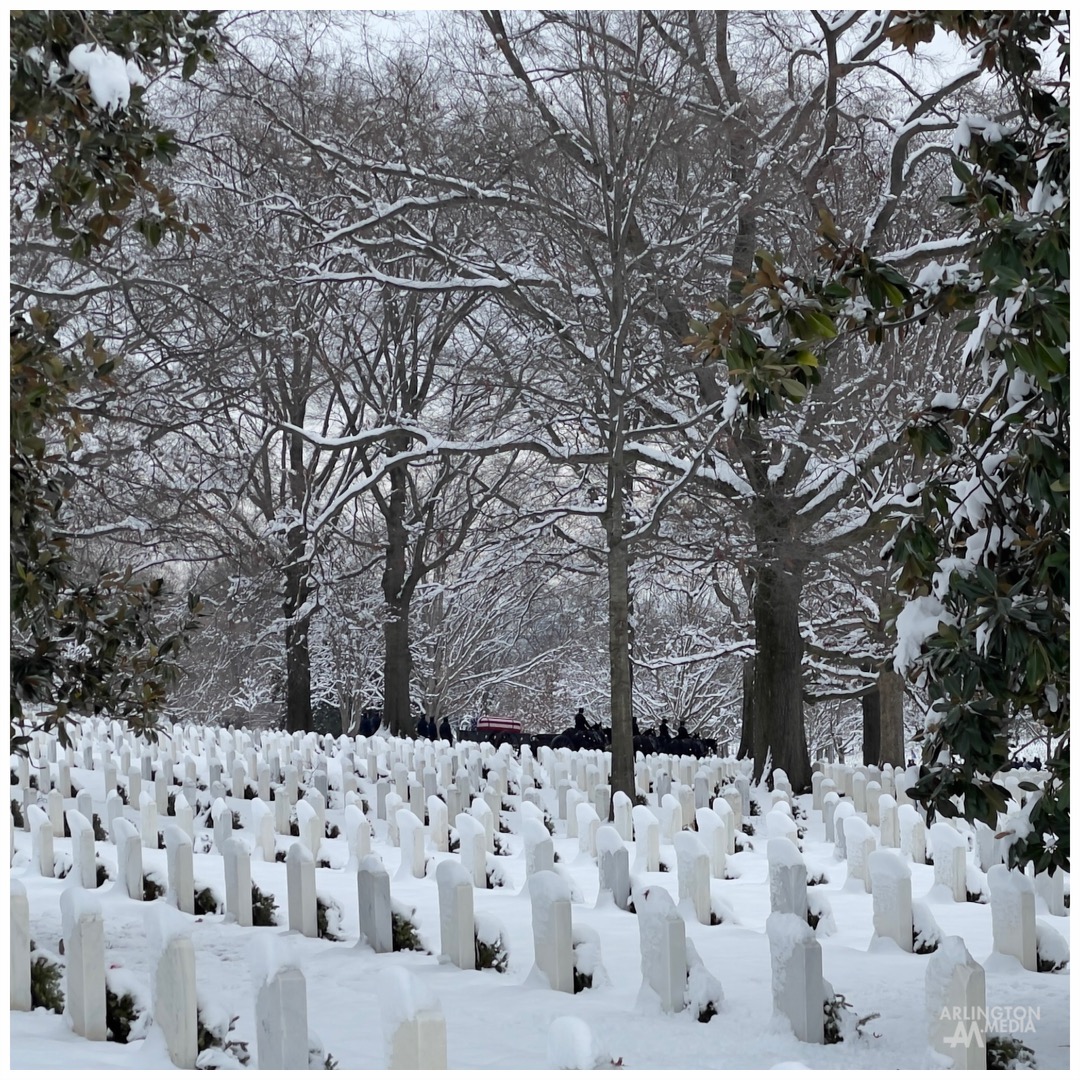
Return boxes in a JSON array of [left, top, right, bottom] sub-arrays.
[[377, 776, 741, 929], [14, 737, 507, 871], [10, 828, 712, 1063], [310, 777, 1069, 979], [8, 879, 445, 1069], [17, 726, 1061, 940], [814, 757, 1046, 808], [15, 750, 1059, 1067], [13, 724, 570, 846], [13, 729, 486, 819], [18, 767, 735, 945], [20, 717, 748, 911], [13, 720, 754, 876], [821, 779, 1067, 918], [16, 716, 535, 803], [764, 834, 1064, 1062], [15, 718, 752, 824], [28, 794, 724, 1017], [765, 903, 1001, 1066], [813, 760, 1051, 869], [14, 855, 645, 1070]]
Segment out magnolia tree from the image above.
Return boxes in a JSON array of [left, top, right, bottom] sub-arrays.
[[10, 11, 219, 749], [886, 12, 1069, 874]]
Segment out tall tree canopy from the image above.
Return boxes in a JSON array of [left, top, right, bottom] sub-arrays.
[[690, 11, 1068, 869]]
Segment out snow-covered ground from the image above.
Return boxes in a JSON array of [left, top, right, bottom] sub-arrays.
[[9, 746, 1070, 1070]]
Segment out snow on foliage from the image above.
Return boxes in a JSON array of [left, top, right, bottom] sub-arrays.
[[893, 596, 955, 674], [68, 44, 142, 112]]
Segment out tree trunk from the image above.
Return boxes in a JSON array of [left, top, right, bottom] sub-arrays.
[[423, 563, 446, 720], [383, 608, 413, 736], [877, 668, 905, 768], [282, 513, 312, 733], [861, 683, 881, 767], [607, 526, 634, 810], [283, 606, 312, 734], [738, 657, 755, 759], [752, 559, 811, 791], [382, 460, 414, 737]]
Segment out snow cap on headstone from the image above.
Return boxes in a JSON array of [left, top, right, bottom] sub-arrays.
[[250, 931, 302, 990], [379, 966, 440, 1030]]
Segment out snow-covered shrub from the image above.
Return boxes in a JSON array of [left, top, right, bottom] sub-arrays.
[[250, 884, 278, 926], [196, 997, 250, 1068], [966, 865, 989, 904], [193, 885, 221, 916], [572, 925, 607, 994], [912, 901, 942, 954], [807, 891, 836, 936], [474, 913, 509, 972], [104, 988, 141, 1042], [30, 947, 64, 1013], [806, 870, 829, 887], [710, 894, 737, 927], [390, 901, 425, 953], [316, 895, 344, 942], [143, 872, 165, 902], [822, 984, 879, 1044], [92, 813, 107, 841], [206, 805, 242, 832], [96, 861, 110, 888], [105, 966, 151, 1043], [324, 822, 340, 839], [986, 1035, 1036, 1070], [11, 799, 24, 828], [685, 941, 722, 1023], [308, 1032, 337, 1069], [486, 858, 507, 889], [1035, 920, 1069, 973]]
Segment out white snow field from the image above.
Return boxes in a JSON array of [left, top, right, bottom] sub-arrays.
[[9, 726, 1070, 1070]]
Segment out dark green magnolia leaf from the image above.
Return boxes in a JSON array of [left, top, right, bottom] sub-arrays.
[[780, 377, 807, 402]]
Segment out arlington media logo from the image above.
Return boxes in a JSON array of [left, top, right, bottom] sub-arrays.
[[940, 1006, 1040, 1049]]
